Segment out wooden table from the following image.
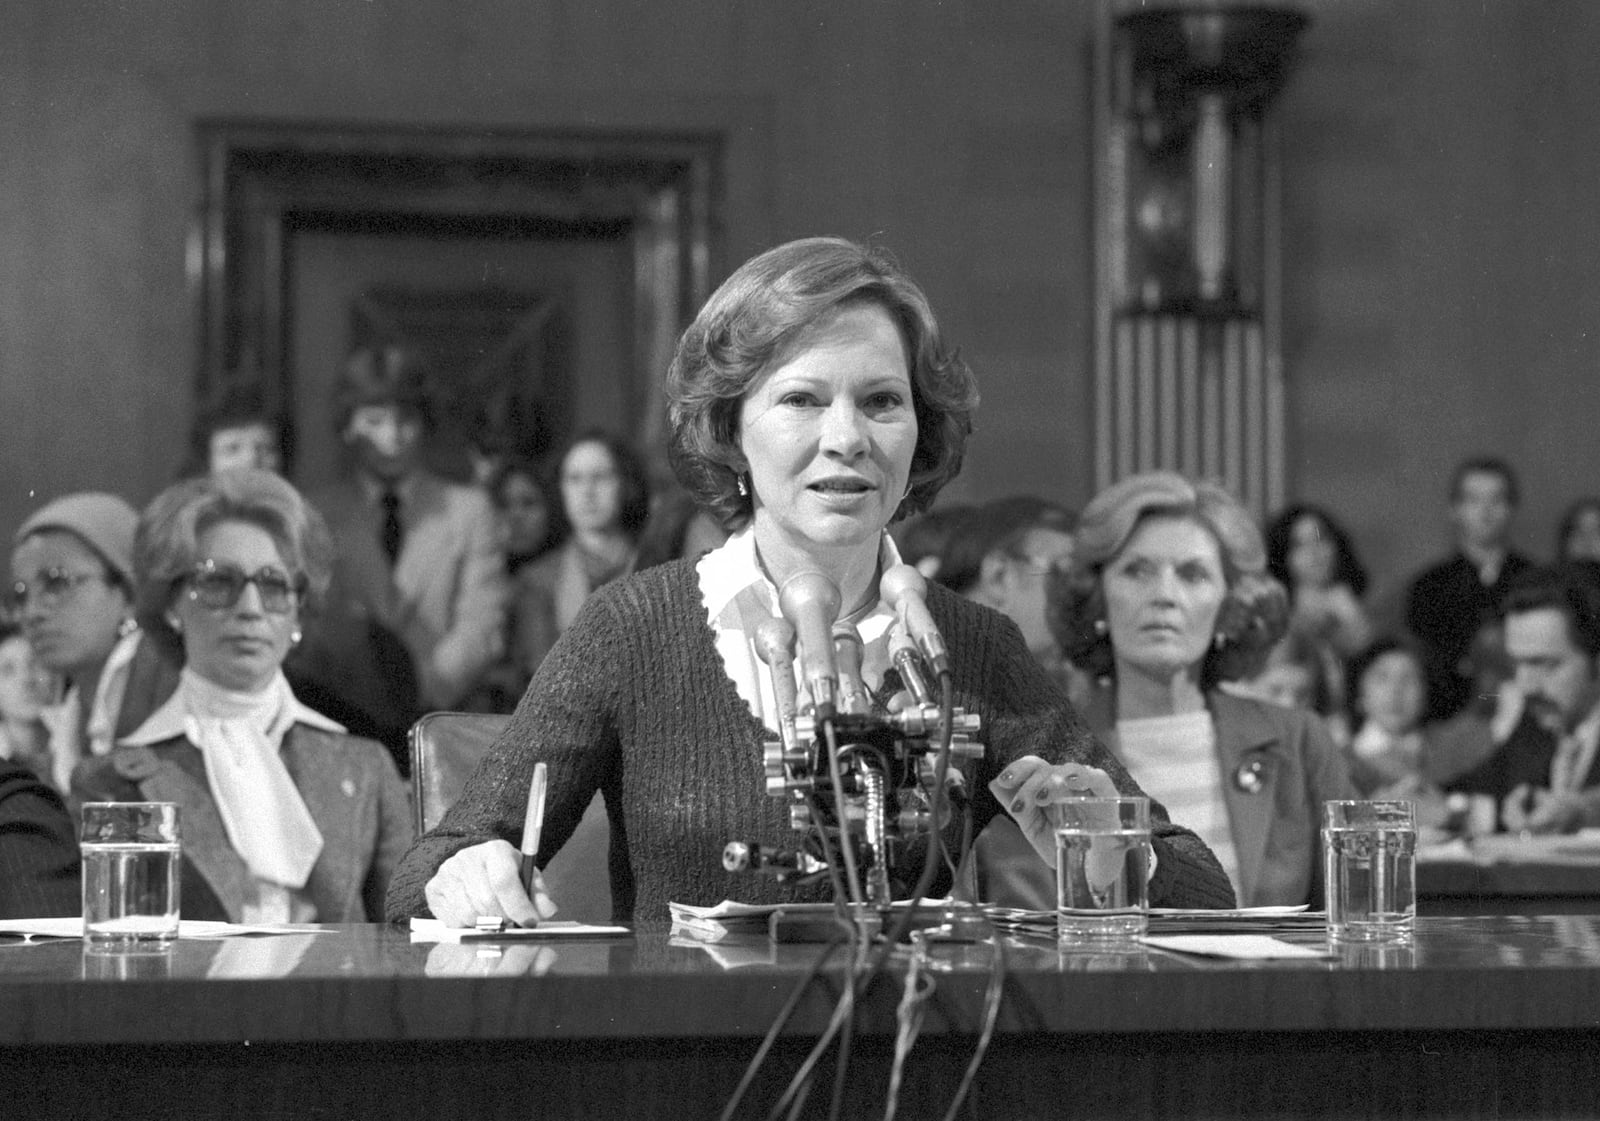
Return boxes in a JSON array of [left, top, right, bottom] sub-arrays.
[[6, 916, 1600, 1120]]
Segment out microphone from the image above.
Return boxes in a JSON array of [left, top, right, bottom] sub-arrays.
[[888, 617, 933, 706], [778, 571, 842, 719], [754, 617, 800, 750], [880, 563, 950, 678], [831, 621, 870, 715]]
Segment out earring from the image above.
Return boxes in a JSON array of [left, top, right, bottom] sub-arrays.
[[290, 628, 303, 646], [118, 616, 139, 639], [737, 474, 749, 498], [166, 616, 182, 635], [1213, 631, 1227, 651], [1092, 618, 1108, 636]]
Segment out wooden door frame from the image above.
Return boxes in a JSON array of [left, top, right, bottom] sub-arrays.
[[192, 118, 721, 467]]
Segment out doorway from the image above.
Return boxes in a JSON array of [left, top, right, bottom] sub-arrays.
[[193, 120, 721, 490]]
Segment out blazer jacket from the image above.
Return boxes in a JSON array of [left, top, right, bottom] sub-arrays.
[[72, 725, 413, 922], [966, 688, 1352, 910], [0, 761, 80, 919], [310, 471, 507, 709]]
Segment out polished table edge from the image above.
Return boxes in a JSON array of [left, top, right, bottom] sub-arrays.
[[6, 916, 1600, 1048]]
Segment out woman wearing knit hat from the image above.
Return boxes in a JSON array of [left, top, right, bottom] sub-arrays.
[[8, 493, 179, 790]]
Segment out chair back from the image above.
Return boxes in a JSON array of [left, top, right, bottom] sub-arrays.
[[409, 711, 613, 922]]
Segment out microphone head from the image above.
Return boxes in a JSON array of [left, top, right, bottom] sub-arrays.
[[778, 570, 843, 629], [879, 563, 928, 611], [754, 617, 798, 667]]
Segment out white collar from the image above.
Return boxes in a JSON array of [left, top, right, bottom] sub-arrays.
[[697, 526, 904, 623], [122, 670, 343, 747]]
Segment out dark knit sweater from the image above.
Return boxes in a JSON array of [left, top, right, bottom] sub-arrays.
[[386, 560, 1235, 922]]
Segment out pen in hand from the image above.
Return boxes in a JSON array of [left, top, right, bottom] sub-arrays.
[[520, 761, 548, 925]]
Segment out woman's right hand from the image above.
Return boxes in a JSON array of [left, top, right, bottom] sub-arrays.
[[422, 839, 559, 928]]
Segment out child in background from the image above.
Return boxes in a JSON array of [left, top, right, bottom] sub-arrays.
[[0, 622, 55, 789]]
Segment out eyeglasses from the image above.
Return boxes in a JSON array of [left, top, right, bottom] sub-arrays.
[[185, 561, 304, 615], [7, 568, 111, 613]]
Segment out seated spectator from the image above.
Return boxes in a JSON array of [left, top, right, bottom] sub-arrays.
[[1556, 497, 1600, 565], [635, 482, 728, 573], [1050, 472, 1353, 906], [305, 346, 507, 726], [1405, 456, 1533, 722], [1448, 565, 1600, 834], [0, 622, 54, 788], [488, 456, 556, 576], [1228, 631, 1349, 748], [0, 757, 79, 918], [177, 383, 288, 478], [10, 493, 179, 792], [73, 469, 412, 922], [511, 429, 650, 677], [889, 503, 973, 584]]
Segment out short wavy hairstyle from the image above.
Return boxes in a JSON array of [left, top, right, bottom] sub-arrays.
[[1049, 471, 1288, 688], [1264, 503, 1369, 598], [134, 468, 335, 663], [666, 237, 979, 532]]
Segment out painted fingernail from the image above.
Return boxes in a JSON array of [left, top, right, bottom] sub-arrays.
[[1036, 788, 1054, 803], [998, 771, 1013, 785], [1011, 798, 1025, 814]]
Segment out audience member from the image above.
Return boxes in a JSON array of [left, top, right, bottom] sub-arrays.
[[1448, 565, 1600, 834], [1045, 471, 1353, 906], [634, 483, 728, 573], [488, 456, 556, 576], [1265, 503, 1374, 658], [948, 496, 1083, 702], [889, 503, 974, 584], [73, 469, 412, 922], [306, 346, 508, 716], [1229, 630, 1349, 745], [178, 383, 288, 478], [1556, 497, 1600, 565], [0, 757, 80, 918], [0, 622, 54, 787], [510, 429, 649, 675], [1405, 456, 1533, 723], [10, 493, 180, 792]]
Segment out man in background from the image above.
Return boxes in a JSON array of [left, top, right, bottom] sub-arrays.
[[303, 347, 507, 765], [1405, 456, 1533, 722], [1449, 566, 1600, 834]]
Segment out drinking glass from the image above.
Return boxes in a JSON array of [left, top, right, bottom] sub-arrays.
[[80, 802, 181, 949], [1323, 799, 1415, 942], [1053, 796, 1151, 945]]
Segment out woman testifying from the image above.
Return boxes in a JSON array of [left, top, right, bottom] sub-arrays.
[[387, 238, 1234, 927]]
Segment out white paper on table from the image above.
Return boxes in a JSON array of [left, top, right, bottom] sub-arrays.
[[0, 918, 330, 942], [1143, 933, 1329, 960]]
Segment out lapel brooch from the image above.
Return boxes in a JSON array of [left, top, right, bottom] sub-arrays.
[[1233, 758, 1266, 794]]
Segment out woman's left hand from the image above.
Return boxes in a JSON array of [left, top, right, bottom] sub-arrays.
[[990, 755, 1119, 867]]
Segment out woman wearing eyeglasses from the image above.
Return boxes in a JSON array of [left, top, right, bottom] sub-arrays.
[[73, 469, 413, 922], [9, 492, 181, 791]]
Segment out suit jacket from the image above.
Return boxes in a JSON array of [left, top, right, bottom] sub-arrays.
[[310, 471, 508, 709], [1446, 710, 1600, 829], [72, 725, 414, 922], [1405, 550, 1533, 721], [0, 761, 80, 919], [966, 689, 1353, 909]]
